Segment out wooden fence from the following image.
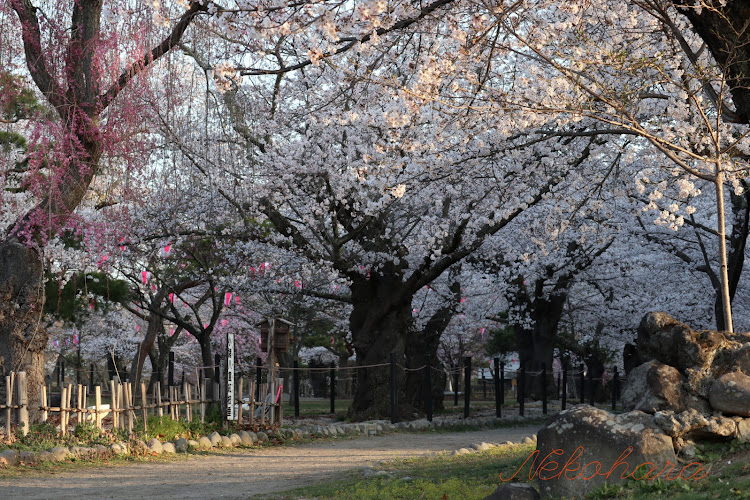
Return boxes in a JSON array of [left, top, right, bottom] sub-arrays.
[[0, 371, 284, 437]]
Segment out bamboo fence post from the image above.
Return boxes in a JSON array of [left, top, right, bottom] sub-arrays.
[[249, 381, 256, 427], [200, 378, 206, 423], [110, 380, 118, 429], [169, 386, 175, 420], [6, 374, 13, 437], [117, 383, 124, 430], [82, 386, 88, 421], [260, 383, 267, 426], [41, 384, 48, 423], [123, 383, 133, 434], [60, 385, 68, 436], [175, 386, 181, 421], [156, 382, 163, 418], [276, 377, 283, 426], [17, 372, 28, 436], [76, 384, 83, 426], [237, 377, 244, 424], [185, 382, 192, 423], [140, 383, 148, 432], [95, 385, 102, 430]]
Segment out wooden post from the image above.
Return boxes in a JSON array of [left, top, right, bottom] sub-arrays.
[[140, 382, 148, 431], [156, 382, 163, 418], [82, 386, 88, 420], [5, 374, 12, 436], [260, 383, 267, 426], [60, 385, 68, 436], [117, 383, 124, 430], [580, 363, 585, 405], [110, 380, 118, 429], [425, 357, 433, 422], [277, 377, 284, 426], [76, 384, 83, 426], [329, 362, 335, 415], [519, 363, 525, 417], [612, 367, 619, 411], [123, 383, 133, 434], [200, 378, 206, 423], [249, 380, 256, 426], [463, 357, 471, 419], [175, 386, 181, 421], [41, 384, 48, 423], [169, 385, 175, 420], [17, 372, 28, 436], [184, 382, 192, 423], [95, 385, 102, 429], [494, 358, 501, 418], [588, 366, 595, 406], [390, 353, 398, 424], [293, 361, 300, 418], [237, 378, 244, 424]]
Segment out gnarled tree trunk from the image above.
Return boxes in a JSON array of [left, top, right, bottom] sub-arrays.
[[0, 239, 47, 406]]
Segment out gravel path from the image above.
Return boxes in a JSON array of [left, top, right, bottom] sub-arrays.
[[0, 425, 541, 500]]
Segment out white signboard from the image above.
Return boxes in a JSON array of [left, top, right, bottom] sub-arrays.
[[226, 333, 237, 420]]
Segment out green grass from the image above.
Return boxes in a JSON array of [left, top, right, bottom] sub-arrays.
[[282, 398, 353, 418], [266, 442, 538, 499], [268, 438, 750, 500]]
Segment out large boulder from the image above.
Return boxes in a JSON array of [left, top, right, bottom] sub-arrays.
[[709, 371, 750, 417], [536, 405, 677, 499], [484, 483, 539, 500]]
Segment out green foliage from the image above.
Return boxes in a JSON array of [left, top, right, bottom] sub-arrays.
[[44, 271, 131, 324], [73, 422, 101, 442], [486, 324, 517, 357], [0, 72, 42, 122]]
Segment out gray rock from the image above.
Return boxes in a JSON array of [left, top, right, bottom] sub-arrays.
[[220, 435, 232, 447], [147, 438, 163, 454], [229, 433, 241, 445], [19, 450, 38, 464], [470, 442, 494, 452], [0, 449, 18, 466], [95, 445, 109, 455], [247, 431, 258, 441], [452, 448, 472, 455], [521, 437, 534, 445], [162, 442, 176, 454], [239, 431, 254, 446], [709, 371, 750, 416], [654, 409, 738, 439], [198, 436, 213, 449], [209, 431, 222, 447], [257, 432, 269, 443], [37, 451, 53, 462], [622, 361, 688, 413], [536, 405, 677, 499], [175, 438, 189, 452], [50, 446, 70, 461], [187, 439, 199, 450], [484, 483, 540, 500]]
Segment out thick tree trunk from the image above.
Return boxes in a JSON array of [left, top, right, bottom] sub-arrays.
[[512, 292, 565, 400], [349, 275, 414, 421], [0, 239, 47, 407]]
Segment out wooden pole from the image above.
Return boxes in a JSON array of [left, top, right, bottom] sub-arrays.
[[463, 357, 471, 419], [5, 375, 12, 436], [17, 372, 28, 436], [277, 377, 284, 426], [141, 382, 148, 431], [237, 377, 244, 424], [123, 383, 133, 434], [41, 384, 48, 423], [76, 384, 83, 426], [390, 353, 398, 424], [110, 380, 118, 429], [60, 385, 68, 436], [494, 358, 501, 418], [200, 378, 206, 423], [156, 382, 163, 418], [293, 361, 300, 418], [95, 385, 102, 429], [260, 383, 267, 426], [249, 380, 256, 426], [185, 382, 192, 423]]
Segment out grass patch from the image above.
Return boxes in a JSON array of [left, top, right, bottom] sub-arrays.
[[267, 442, 537, 499]]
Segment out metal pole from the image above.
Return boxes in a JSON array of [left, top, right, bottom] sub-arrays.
[[494, 357, 501, 418], [542, 362, 547, 415], [330, 362, 335, 414], [453, 363, 459, 407], [390, 353, 398, 424], [562, 360, 568, 410], [580, 363, 585, 405], [425, 357, 433, 422], [519, 362, 525, 417], [294, 360, 300, 417], [463, 356, 471, 419]]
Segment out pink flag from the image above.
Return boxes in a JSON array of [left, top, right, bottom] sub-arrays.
[[169, 293, 174, 303], [224, 292, 232, 306], [141, 271, 149, 285]]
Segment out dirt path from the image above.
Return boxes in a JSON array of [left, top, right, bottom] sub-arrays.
[[0, 425, 541, 499]]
